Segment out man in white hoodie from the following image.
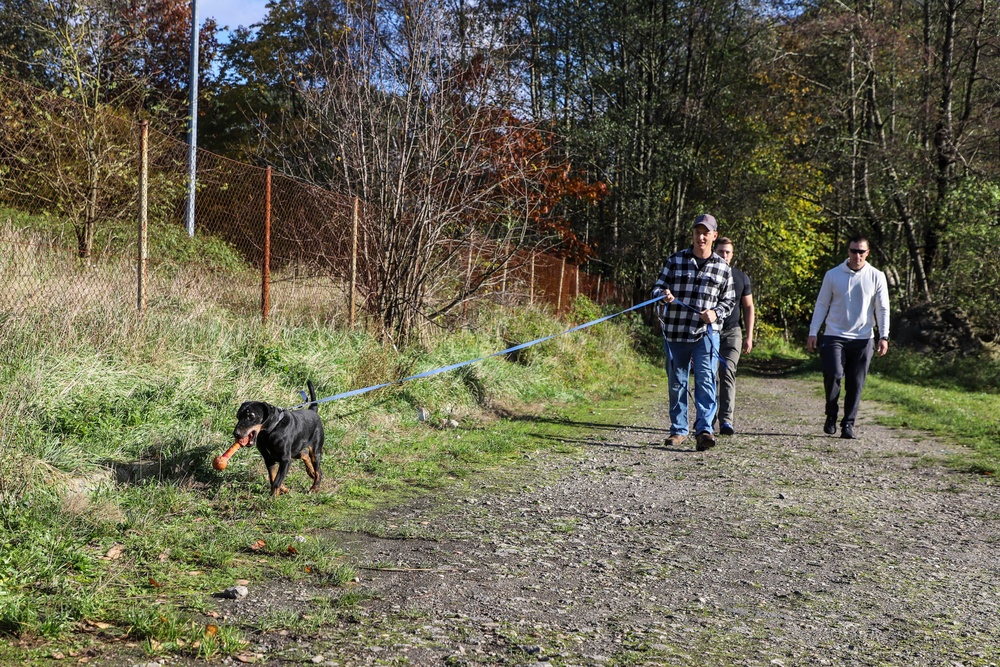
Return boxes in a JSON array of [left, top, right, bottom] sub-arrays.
[[807, 234, 890, 439]]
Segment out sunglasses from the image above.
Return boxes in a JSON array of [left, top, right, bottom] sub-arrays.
[[849, 248, 868, 255]]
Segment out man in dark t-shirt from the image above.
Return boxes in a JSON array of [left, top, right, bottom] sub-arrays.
[[713, 237, 755, 435], [652, 215, 735, 452]]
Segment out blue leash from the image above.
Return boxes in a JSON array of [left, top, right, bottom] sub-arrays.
[[287, 295, 667, 410]]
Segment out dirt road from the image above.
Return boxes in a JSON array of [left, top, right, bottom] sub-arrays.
[[214, 373, 1000, 667]]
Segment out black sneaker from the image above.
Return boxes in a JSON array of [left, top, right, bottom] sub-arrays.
[[719, 422, 735, 436], [824, 416, 837, 435], [695, 431, 717, 451], [841, 424, 856, 439]]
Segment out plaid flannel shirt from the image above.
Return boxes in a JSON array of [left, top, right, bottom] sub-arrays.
[[652, 248, 736, 343]]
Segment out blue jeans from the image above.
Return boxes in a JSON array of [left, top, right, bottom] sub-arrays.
[[664, 332, 720, 436]]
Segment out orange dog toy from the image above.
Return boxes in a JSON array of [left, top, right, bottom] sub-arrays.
[[213, 437, 250, 471]]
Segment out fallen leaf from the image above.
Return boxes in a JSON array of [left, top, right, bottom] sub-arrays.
[[148, 578, 161, 588], [93, 622, 111, 630], [205, 624, 218, 637], [51, 653, 64, 660], [104, 544, 124, 560], [188, 570, 203, 576], [206, 611, 221, 619], [236, 579, 250, 586], [249, 540, 266, 551], [304, 566, 312, 573], [235, 653, 258, 663], [287, 545, 298, 554], [158, 552, 169, 562]]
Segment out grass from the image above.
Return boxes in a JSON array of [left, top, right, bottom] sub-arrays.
[[5, 207, 1000, 662], [0, 216, 661, 663], [775, 345, 1000, 476], [863, 348, 1000, 475]]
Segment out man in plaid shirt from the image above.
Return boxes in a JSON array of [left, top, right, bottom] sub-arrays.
[[652, 214, 736, 451]]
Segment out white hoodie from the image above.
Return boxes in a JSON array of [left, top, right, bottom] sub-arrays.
[[809, 261, 890, 340]]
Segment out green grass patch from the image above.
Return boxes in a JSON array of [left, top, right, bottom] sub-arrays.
[[864, 374, 1000, 475], [784, 348, 1000, 475], [0, 279, 661, 662], [866, 348, 1000, 474]]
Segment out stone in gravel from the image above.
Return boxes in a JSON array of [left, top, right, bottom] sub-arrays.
[[214, 585, 249, 599]]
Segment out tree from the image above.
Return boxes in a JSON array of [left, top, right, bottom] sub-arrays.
[[0, 0, 57, 85], [215, 0, 606, 339], [492, 0, 784, 296], [4, 0, 219, 258], [202, 0, 344, 157], [773, 0, 1000, 314]]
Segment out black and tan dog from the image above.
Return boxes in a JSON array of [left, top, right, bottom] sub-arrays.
[[228, 381, 324, 496]]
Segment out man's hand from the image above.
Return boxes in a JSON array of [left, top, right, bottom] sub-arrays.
[[743, 335, 754, 355], [877, 338, 889, 356], [700, 309, 718, 324], [653, 288, 675, 303], [806, 335, 818, 353]]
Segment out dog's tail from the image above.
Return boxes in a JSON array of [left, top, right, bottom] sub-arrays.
[[307, 380, 318, 412]]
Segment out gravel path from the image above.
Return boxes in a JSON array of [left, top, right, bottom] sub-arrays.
[[216, 373, 1000, 667]]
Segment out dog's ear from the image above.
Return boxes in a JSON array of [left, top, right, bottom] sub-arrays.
[[262, 404, 284, 430]]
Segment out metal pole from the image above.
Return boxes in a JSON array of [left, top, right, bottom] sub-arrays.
[[261, 167, 272, 323], [557, 257, 566, 312], [463, 243, 472, 317], [350, 197, 358, 328], [500, 249, 508, 303], [137, 121, 148, 315], [184, 0, 199, 237], [529, 253, 535, 305]]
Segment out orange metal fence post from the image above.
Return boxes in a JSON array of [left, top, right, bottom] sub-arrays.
[[557, 257, 566, 312], [529, 254, 535, 305], [501, 254, 508, 303], [137, 121, 148, 316], [350, 197, 358, 328], [261, 166, 272, 324], [462, 243, 473, 317]]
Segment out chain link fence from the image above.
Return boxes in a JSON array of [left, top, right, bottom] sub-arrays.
[[0, 75, 626, 331]]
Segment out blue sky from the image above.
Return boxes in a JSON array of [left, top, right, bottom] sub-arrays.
[[197, 0, 270, 32]]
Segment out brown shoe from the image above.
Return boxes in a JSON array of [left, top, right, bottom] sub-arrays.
[[665, 433, 687, 447], [695, 431, 716, 451]]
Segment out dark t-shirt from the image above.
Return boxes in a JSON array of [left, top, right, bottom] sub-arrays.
[[723, 267, 752, 331]]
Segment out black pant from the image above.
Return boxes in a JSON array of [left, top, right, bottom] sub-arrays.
[[820, 336, 874, 427]]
